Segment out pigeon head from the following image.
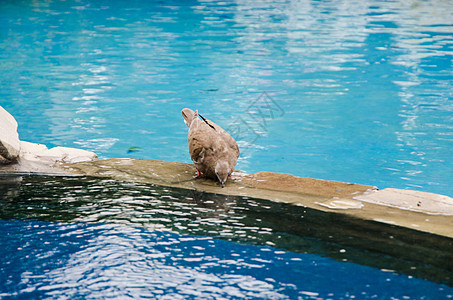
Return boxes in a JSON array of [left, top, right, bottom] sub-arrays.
[[215, 160, 230, 188]]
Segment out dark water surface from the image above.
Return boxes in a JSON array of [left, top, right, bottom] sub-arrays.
[[0, 175, 452, 299]]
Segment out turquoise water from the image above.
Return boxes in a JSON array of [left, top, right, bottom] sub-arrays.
[[1, 0, 452, 196], [1, 0, 453, 298]]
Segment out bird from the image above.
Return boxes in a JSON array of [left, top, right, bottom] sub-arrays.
[[181, 108, 239, 188]]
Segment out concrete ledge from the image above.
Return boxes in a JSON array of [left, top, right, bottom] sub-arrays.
[[2, 157, 452, 239], [56, 158, 453, 239], [355, 188, 453, 216]]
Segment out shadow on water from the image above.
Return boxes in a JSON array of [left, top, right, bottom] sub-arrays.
[[0, 175, 452, 287]]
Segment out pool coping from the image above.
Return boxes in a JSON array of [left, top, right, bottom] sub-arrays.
[[1, 157, 452, 239], [54, 158, 453, 240]]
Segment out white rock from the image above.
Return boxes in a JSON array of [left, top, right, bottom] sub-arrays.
[[20, 141, 97, 164], [19, 141, 49, 162], [1, 106, 97, 171], [0, 106, 21, 162], [44, 146, 98, 163]]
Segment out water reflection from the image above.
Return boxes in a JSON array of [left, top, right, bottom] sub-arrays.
[[0, 175, 452, 288]]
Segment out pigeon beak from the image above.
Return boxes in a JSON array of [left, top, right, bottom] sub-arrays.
[[220, 181, 225, 188]]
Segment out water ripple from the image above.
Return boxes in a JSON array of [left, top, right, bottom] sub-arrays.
[[0, 175, 452, 298]]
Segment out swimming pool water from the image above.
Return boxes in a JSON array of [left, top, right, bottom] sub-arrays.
[[1, 0, 452, 196], [2, 220, 451, 299], [0, 176, 451, 299]]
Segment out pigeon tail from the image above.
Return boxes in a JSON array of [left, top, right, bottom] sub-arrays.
[[181, 108, 196, 127]]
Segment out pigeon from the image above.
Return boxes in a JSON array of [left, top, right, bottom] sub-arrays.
[[182, 108, 239, 188]]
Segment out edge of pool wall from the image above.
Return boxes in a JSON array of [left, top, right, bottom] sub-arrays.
[[3, 157, 450, 240]]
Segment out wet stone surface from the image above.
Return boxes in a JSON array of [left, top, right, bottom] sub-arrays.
[[1, 157, 452, 239]]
